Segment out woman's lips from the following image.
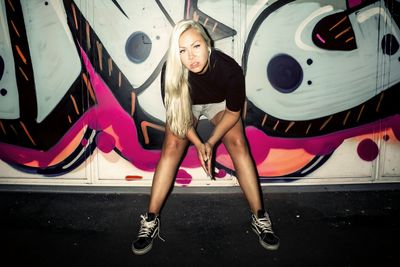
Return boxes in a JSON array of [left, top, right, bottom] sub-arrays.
[[190, 62, 200, 69]]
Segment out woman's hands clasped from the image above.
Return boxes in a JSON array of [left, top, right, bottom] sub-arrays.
[[196, 141, 214, 178]]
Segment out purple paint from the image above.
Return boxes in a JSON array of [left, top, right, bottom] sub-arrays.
[[214, 168, 227, 179], [96, 131, 115, 153], [357, 138, 379, 161], [81, 138, 88, 147], [348, 0, 363, 9], [383, 135, 389, 142], [392, 125, 400, 141], [176, 169, 192, 185]]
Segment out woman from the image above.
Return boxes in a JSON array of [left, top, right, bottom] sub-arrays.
[[132, 20, 279, 255]]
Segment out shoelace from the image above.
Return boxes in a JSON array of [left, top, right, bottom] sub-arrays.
[[254, 215, 273, 234], [138, 215, 165, 241]]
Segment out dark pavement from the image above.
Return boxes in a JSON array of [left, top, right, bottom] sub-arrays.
[[1, 184, 400, 266]]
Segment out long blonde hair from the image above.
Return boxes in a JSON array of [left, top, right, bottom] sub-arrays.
[[164, 20, 212, 138]]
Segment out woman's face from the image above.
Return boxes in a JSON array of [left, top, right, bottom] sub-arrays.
[[179, 28, 209, 74]]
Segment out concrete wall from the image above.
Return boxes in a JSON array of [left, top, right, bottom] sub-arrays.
[[0, 0, 399, 187]]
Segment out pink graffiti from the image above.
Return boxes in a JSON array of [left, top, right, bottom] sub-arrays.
[[95, 131, 115, 153], [210, 113, 399, 175], [316, 33, 326, 44], [238, 115, 400, 166], [0, 47, 202, 182], [1, 46, 399, 180]]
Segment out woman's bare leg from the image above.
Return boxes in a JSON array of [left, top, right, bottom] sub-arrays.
[[211, 112, 263, 214], [148, 126, 189, 214]]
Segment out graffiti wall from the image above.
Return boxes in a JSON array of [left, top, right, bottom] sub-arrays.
[[0, 0, 399, 187]]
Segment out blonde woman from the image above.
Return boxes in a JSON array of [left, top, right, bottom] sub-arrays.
[[132, 20, 279, 255]]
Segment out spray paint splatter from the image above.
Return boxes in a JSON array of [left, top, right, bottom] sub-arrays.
[[357, 138, 379, 161]]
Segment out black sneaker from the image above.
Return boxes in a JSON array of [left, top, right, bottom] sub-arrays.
[[132, 213, 164, 255], [251, 210, 280, 250]]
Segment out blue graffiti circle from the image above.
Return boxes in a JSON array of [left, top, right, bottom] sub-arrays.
[[267, 54, 303, 93], [126, 31, 152, 64]]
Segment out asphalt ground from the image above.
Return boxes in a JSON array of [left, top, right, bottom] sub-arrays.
[[1, 184, 400, 266]]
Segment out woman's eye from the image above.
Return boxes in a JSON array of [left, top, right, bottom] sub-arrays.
[[179, 49, 185, 54], [194, 44, 200, 49]]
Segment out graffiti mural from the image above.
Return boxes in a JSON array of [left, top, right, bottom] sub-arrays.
[[242, 0, 400, 178], [0, 0, 399, 186]]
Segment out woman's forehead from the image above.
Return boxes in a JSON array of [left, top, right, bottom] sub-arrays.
[[179, 28, 204, 46]]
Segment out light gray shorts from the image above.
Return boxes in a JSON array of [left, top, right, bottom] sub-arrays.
[[192, 100, 226, 121]]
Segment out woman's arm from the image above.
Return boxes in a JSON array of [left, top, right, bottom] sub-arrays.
[[186, 127, 202, 148]]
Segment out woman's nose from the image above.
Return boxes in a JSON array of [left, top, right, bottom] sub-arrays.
[[188, 50, 194, 59]]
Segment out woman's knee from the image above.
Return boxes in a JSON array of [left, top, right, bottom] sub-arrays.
[[164, 138, 186, 151], [162, 132, 188, 156], [224, 134, 248, 154]]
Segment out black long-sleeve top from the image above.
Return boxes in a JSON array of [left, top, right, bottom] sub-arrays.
[[161, 49, 246, 112]]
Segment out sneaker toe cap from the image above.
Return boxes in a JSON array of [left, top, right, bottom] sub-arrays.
[[263, 232, 280, 245]]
